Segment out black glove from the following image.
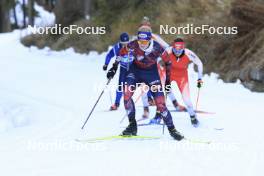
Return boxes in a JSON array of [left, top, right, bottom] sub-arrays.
[[103, 64, 108, 71], [165, 80, 171, 93], [197, 79, 203, 88], [107, 64, 118, 79]]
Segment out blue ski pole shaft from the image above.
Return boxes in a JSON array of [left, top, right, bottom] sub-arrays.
[[81, 79, 111, 129]]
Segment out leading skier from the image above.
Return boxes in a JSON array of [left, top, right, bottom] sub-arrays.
[[107, 29, 184, 140], [104, 32, 154, 110]]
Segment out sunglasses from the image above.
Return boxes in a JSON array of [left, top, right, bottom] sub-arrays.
[[172, 48, 184, 55], [138, 40, 150, 45]]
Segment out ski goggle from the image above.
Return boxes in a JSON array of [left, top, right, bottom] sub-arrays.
[[172, 48, 184, 56], [137, 40, 150, 45]]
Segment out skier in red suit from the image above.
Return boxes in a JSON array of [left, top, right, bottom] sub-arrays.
[[162, 38, 204, 127]]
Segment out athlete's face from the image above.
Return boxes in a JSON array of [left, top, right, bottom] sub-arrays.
[[173, 42, 185, 56], [138, 39, 150, 50]]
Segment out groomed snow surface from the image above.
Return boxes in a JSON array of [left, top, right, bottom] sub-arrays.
[[0, 31, 263, 176]]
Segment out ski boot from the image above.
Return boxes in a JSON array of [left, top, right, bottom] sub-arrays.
[[168, 127, 184, 141], [110, 103, 119, 111], [121, 119, 137, 136], [142, 107, 149, 119], [149, 111, 162, 124], [190, 115, 199, 127], [172, 100, 186, 112]]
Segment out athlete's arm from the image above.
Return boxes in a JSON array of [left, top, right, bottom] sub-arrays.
[[152, 33, 169, 49], [105, 44, 118, 66], [106, 44, 120, 78], [185, 48, 203, 80]]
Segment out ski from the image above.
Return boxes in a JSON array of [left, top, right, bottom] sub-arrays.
[[138, 123, 164, 126], [137, 117, 150, 122], [76, 136, 212, 144], [76, 135, 161, 143], [137, 122, 223, 131], [99, 109, 119, 112], [170, 109, 216, 115]]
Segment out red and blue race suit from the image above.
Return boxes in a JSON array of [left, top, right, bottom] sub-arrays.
[[122, 39, 175, 128]]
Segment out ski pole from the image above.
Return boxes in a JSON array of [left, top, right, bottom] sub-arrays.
[[105, 70, 113, 105], [108, 90, 113, 105], [81, 79, 111, 129], [195, 87, 201, 111], [162, 121, 165, 135]]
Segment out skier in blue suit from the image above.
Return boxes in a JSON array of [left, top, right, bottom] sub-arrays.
[[103, 33, 133, 110]]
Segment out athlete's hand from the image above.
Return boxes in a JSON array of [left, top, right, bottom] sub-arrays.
[[197, 79, 203, 88], [107, 68, 116, 79], [103, 64, 108, 71], [107, 63, 118, 79]]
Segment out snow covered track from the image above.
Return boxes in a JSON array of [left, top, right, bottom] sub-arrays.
[[0, 32, 263, 176]]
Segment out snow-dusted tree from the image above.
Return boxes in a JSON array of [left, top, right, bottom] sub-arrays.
[[0, 0, 12, 32], [22, 0, 26, 28], [28, 0, 35, 26]]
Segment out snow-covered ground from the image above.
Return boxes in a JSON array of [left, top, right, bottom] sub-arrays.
[[0, 31, 263, 176]]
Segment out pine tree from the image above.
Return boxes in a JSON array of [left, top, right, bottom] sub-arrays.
[[22, 0, 26, 28], [28, 0, 35, 26]]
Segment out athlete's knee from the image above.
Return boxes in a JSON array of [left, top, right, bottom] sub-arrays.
[[123, 85, 134, 100], [155, 96, 167, 112], [124, 96, 134, 109], [186, 104, 194, 110], [183, 98, 192, 107], [124, 100, 132, 110]]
